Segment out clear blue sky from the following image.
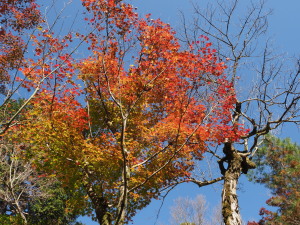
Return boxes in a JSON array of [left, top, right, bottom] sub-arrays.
[[72, 0, 300, 224]]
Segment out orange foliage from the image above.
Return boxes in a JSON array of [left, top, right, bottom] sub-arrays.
[[8, 0, 249, 222]]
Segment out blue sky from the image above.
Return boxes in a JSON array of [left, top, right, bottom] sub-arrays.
[[74, 0, 300, 224]]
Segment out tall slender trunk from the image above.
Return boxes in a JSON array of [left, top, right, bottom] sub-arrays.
[[221, 151, 243, 225], [115, 118, 129, 225], [219, 142, 256, 225], [83, 172, 111, 225], [115, 181, 128, 225], [86, 186, 112, 225]]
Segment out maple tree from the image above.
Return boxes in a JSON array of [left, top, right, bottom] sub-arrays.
[[0, 0, 82, 135], [0, 0, 40, 83], [0, 0, 40, 132], [179, 0, 300, 224], [1, 0, 298, 225], [0, 0, 93, 223], [12, 0, 249, 224], [247, 136, 300, 225], [0, 100, 83, 224]]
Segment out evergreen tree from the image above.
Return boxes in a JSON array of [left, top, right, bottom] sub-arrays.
[[248, 136, 300, 225]]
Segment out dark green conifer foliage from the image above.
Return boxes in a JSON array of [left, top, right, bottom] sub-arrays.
[[248, 136, 300, 225]]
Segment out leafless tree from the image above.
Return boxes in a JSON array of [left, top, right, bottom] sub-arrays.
[[0, 138, 54, 224], [170, 195, 207, 225], [178, 0, 300, 224], [170, 195, 224, 225], [211, 204, 224, 225]]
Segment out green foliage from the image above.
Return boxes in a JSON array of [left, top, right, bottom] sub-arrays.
[[0, 137, 84, 225], [27, 182, 84, 225], [0, 174, 84, 225], [248, 136, 300, 225], [0, 214, 24, 225], [0, 99, 25, 123]]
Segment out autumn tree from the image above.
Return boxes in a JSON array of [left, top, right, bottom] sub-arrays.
[[178, 0, 300, 224], [0, 0, 84, 135], [0, 98, 84, 224], [0, 0, 40, 133], [0, 1, 93, 223], [0, 0, 40, 84], [4, 1, 298, 225], [247, 136, 300, 225], [14, 0, 250, 224]]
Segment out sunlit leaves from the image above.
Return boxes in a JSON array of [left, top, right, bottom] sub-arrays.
[[7, 0, 249, 223]]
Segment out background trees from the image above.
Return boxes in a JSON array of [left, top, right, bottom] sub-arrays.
[[0, 136, 83, 225], [248, 136, 300, 225], [170, 195, 207, 225], [170, 195, 224, 225]]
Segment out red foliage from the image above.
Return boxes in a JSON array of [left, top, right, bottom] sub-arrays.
[[0, 0, 41, 82], [2, 0, 250, 222]]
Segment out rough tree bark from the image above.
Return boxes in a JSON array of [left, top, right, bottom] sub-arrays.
[[221, 151, 243, 224], [219, 143, 256, 225], [87, 191, 112, 225], [83, 173, 112, 225]]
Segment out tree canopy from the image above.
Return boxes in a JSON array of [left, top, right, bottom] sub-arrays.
[[0, 0, 299, 225], [1, 0, 247, 224]]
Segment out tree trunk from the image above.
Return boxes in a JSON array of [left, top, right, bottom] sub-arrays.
[[221, 151, 243, 225], [87, 187, 112, 225], [219, 143, 257, 225], [83, 173, 112, 225], [115, 184, 127, 225]]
